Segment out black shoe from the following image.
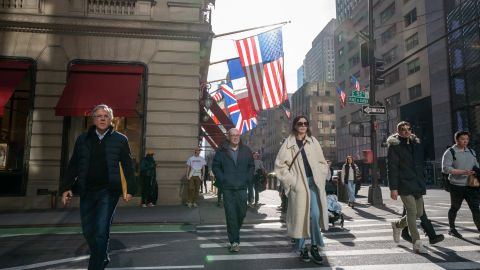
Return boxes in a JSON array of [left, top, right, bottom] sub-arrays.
[[401, 228, 412, 243], [310, 245, 323, 265], [299, 247, 310, 262], [429, 234, 445, 245], [448, 228, 463, 238]]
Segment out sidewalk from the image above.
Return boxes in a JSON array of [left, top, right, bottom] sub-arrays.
[[0, 190, 285, 228]]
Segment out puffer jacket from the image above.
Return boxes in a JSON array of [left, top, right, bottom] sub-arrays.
[[212, 141, 254, 190], [62, 125, 137, 196], [387, 133, 426, 196]]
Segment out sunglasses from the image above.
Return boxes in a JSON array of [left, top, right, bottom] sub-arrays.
[[400, 127, 412, 132], [296, 121, 309, 127]]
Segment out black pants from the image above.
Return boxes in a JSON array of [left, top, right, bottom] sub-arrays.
[[448, 184, 480, 231], [223, 189, 247, 244]]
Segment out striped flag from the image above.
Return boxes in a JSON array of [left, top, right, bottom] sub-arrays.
[[336, 86, 347, 108], [351, 75, 360, 91], [235, 28, 287, 112], [211, 91, 223, 102]]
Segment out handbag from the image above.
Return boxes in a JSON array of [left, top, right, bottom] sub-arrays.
[[467, 174, 480, 188], [119, 162, 128, 200]]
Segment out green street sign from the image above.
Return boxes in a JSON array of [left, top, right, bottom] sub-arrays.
[[347, 96, 369, 104], [350, 90, 369, 98]]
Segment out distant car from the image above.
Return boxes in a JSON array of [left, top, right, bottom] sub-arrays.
[[332, 170, 342, 182]]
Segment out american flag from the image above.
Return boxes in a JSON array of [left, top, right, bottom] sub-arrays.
[[220, 83, 257, 134], [235, 28, 287, 111], [211, 91, 223, 102], [351, 75, 360, 91], [336, 86, 347, 108]]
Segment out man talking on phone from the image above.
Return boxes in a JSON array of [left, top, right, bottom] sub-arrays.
[[61, 104, 136, 270]]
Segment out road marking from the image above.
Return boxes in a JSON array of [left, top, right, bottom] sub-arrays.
[[199, 233, 480, 248], [206, 245, 480, 261], [0, 243, 167, 270], [268, 261, 480, 270], [54, 266, 204, 270]]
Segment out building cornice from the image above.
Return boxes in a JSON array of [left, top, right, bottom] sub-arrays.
[[0, 13, 213, 40]]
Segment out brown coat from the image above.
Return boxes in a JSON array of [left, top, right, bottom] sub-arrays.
[[274, 135, 329, 238]]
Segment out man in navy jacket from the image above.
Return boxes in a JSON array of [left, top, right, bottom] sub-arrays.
[[212, 128, 254, 252], [61, 104, 136, 270]]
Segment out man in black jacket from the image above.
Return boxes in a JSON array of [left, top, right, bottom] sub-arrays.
[[212, 128, 254, 252], [388, 121, 428, 254], [61, 104, 136, 270]]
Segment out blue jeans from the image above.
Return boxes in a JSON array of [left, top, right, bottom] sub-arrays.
[[80, 189, 120, 270], [295, 177, 325, 251], [347, 180, 355, 203]]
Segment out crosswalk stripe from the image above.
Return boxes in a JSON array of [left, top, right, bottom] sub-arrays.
[[206, 245, 480, 261], [268, 261, 480, 270], [199, 232, 479, 248]]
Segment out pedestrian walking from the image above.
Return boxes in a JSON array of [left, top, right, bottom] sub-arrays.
[[400, 206, 445, 245], [140, 150, 158, 207], [274, 115, 329, 264], [249, 151, 266, 206], [61, 104, 136, 270], [388, 121, 428, 254], [212, 128, 254, 252], [185, 148, 206, 208], [442, 130, 480, 238], [341, 156, 360, 208]]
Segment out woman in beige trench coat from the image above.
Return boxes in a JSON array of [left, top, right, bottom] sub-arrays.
[[274, 115, 328, 265]]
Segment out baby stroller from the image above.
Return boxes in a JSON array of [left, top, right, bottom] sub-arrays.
[[325, 181, 345, 228]]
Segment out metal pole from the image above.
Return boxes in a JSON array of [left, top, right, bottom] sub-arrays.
[[368, 0, 383, 206], [213, 21, 291, 38]]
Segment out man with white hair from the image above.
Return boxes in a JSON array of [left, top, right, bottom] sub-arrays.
[[61, 104, 136, 269], [212, 128, 254, 252]]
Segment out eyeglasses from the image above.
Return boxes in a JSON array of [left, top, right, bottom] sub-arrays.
[[400, 127, 412, 132], [296, 121, 309, 127], [94, 114, 110, 119]]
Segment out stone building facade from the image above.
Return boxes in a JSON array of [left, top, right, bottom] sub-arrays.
[[0, 0, 214, 209]]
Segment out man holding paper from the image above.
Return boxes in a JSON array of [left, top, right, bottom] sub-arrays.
[[61, 104, 136, 270]]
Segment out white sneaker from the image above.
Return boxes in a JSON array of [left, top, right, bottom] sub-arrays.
[[413, 240, 428, 254], [187, 203, 192, 208], [193, 203, 198, 208], [391, 222, 401, 243], [229, 242, 240, 252]]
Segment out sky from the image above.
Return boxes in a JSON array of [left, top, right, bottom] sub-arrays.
[[207, 0, 337, 94]]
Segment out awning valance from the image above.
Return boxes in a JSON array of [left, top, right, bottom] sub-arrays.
[[0, 60, 31, 116], [55, 64, 144, 117]]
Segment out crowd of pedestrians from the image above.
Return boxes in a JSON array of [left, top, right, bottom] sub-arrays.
[[59, 104, 480, 269]]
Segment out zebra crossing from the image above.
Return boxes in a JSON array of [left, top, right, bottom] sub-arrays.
[[194, 201, 480, 269]]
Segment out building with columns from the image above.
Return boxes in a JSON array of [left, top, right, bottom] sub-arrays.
[[0, 0, 215, 209]]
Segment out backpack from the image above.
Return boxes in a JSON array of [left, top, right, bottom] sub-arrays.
[[442, 147, 477, 192]]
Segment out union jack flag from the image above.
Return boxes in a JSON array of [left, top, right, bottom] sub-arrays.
[[351, 75, 360, 91], [235, 28, 287, 112], [220, 83, 257, 134]]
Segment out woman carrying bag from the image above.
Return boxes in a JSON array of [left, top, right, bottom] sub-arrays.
[[274, 115, 329, 265]]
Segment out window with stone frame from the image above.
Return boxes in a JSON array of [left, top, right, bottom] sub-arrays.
[[405, 32, 419, 51], [408, 84, 422, 100], [407, 58, 421, 75], [380, 2, 396, 24], [404, 8, 417, 27]]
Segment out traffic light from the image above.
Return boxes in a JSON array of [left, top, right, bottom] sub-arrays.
[[360, 42, 369, 67], [374, 58, 385, 85]]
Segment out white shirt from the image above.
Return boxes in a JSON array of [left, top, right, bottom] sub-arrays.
[[187, 156, 206, 177]]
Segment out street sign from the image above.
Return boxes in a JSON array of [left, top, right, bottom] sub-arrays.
[[362, 105, 386, 115], [348, 90, 370, 105]]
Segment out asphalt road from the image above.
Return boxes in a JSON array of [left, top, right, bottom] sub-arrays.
[[1, 188, 480, 270]]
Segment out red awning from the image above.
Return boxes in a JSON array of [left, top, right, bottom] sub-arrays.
[[0, 60, 31, 116], [55, 64, 144, 117]]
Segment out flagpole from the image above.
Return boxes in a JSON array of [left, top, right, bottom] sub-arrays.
[[213, 21, 291, 38]]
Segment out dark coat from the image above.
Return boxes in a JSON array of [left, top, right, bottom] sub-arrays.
[[212, 141, 254, 190], [62, 125, 137, 196], [387, 133, 426, 196]]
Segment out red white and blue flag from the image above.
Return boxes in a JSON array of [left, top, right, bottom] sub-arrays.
[[235, 28, 287, 111], [211, 91, 223, 102], [220, 83, 257, 134], [351, 75, 360, 91], [336, 86, 347, 108]]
